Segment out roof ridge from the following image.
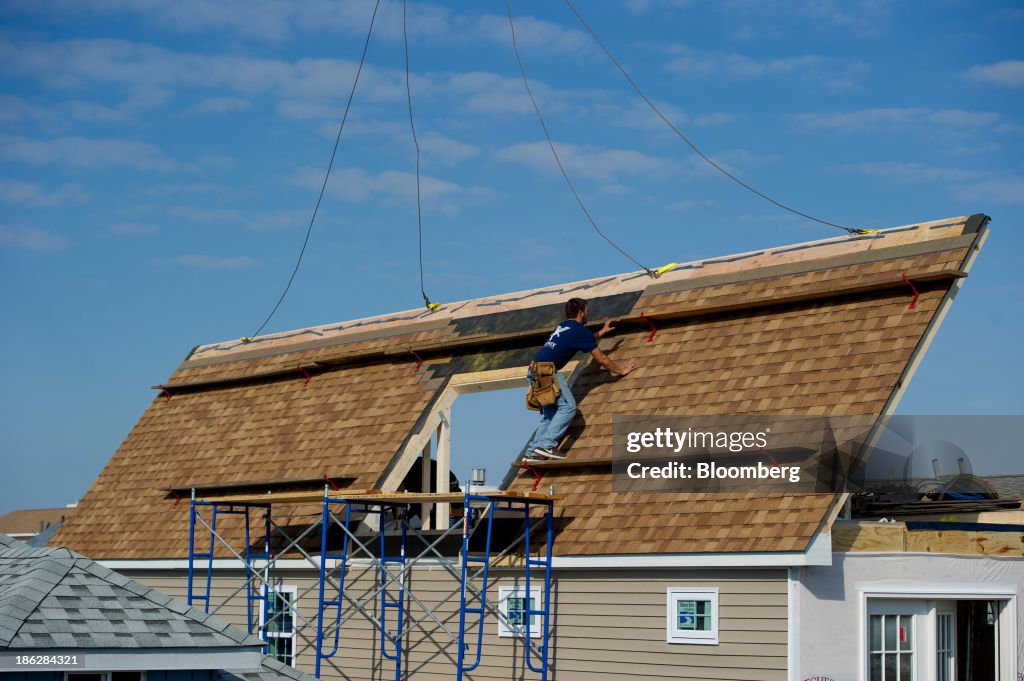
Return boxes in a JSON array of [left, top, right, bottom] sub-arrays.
[[0, 551, 75, 647]]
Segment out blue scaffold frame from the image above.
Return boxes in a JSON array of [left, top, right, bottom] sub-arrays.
[[456, 490, 554, 681], [185, 486, 556, 680], [186, 492, 271, 638]]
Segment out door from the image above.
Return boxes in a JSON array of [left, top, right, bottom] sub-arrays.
[[867, 599, 929, 681]]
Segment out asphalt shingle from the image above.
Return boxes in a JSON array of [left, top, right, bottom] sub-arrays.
[[0, 533, 259, 651]]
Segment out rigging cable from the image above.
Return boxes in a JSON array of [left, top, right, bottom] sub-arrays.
[[504, 0, 655, 277], [561, 0, 862, 235], [403, 0, 439, 310], [247, 0, 384, 341]]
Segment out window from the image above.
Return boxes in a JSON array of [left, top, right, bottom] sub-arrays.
[[935, 612, 954, 681], [497, 585, 541, 638], [869, 613, 914, 680], [666, 587, 718, 645], [260, 585, 297, 667]]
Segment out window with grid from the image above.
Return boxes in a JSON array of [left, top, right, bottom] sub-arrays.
[[497, 585, 541, 638], [936, 612, 954, 681], [666, 587, 718, 644], [869, 613, 914, 680], [261, 585, 297, 667]]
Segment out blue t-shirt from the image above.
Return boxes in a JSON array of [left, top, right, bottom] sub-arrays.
[[533, 319, 597, 369]]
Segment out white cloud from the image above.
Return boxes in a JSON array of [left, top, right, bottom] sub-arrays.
[[0, 133, 177, 171], [106, 222, 160, 236], [790, 108, 1003, 132], [170, 206, 309, 230], [839, 161, 1024, 205], [496, 141, 672, 182], [190, 97, 251, 114], [0, 180, 89, 206], [667, 198, 716, 211], [474, 13, 589, 54], [163, 254, 259, 269], [693, 112, 735, 127], [966, 60, 1024, 88], [419, 132, 480, 165], [0, 225, 69, 251], [289, 165, 493, 216], [953, 177, 1024, 205], [665, 45, 867, 89]]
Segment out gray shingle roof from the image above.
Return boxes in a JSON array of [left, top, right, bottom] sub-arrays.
[[0, 533, 263, 650], [219, 657, 317, 681]]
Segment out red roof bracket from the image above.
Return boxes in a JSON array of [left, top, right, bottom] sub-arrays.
[[411, 350, 424, 371], [901, 273, 919, 309], [323, 472, 341, 491], [160, 387, 172, 402], [521, 460, 544, 492], [639, 311, 657, 343], [298, 365, 312, 386]]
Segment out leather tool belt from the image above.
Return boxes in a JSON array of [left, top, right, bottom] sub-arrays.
[[526, 361, 560, 411]]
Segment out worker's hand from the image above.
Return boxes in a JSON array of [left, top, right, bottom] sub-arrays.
[[617, 360, 637, 376], [598, 317, 615, 338]]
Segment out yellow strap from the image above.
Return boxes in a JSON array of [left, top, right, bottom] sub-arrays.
[[239, 337, 252, 343], [426, 302, 442, 312], [652, 262, 679, 278], [855, 229, 879, 234]]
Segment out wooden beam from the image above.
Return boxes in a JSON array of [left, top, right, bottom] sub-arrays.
[[517, 457, 613, 470], [832, 520, 1024, 557], [162, 475, 356, 495], [420, 435, 433, 531], [436, 409, 451, 527]]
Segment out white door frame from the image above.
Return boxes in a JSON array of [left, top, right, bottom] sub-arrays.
[[858, 583, 1018, 681]]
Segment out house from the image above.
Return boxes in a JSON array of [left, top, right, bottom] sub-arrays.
[[0, 532, 315, 681], [50, 214, 1024, 680], [0, 506, 74, 544]]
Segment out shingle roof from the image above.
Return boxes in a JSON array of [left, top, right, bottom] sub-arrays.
[[0, 507, 71, 536], [0, 534, 262, 650], [218, 658, 316, 681], [53, 214, 988, 558]]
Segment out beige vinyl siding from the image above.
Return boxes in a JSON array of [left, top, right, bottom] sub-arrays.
[[125, 566, 788, 681]]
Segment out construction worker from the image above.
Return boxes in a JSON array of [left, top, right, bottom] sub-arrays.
[[525, 297, 637, 460]]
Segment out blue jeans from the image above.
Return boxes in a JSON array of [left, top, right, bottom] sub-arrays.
[[526, 372, 576, 452]]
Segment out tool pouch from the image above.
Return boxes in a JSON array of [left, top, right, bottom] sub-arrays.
[[526, 361, 560, 411]]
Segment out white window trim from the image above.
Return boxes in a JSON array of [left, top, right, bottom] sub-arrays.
[[666, 587, 719, 645], [259, 584, 298, 668], [858, 583, 1019, 681], [497, 585, 542, 638]]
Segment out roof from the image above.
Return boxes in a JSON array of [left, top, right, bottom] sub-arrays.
[[0, 507, 72, 536], [0, 534, 263, 650], [53, 214, 989, 558], [217, 658, 316, 681]]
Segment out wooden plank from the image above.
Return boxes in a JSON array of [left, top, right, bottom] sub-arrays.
[[517, 457, 613, 470], [831, 521, 905, 552], [832, 520, 1024, 556], [198, 489, 380, 504], [163, 475, 357, 495]]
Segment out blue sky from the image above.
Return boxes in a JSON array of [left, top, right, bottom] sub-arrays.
[[1, 1, 1022, 514]]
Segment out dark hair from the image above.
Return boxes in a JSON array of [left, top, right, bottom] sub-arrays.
[[565, 297, 588, 319]]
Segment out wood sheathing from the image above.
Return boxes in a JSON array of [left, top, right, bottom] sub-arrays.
[[53, 215, 988, 559]]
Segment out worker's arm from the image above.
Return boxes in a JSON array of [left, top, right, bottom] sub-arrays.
[[591, 347, 637, 376]]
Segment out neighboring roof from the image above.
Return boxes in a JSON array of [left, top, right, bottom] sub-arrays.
[[0, 536, 263, 650], [218, 658, 316, 681], [0, 507, 72, 536], [54, 214, 989, 558]]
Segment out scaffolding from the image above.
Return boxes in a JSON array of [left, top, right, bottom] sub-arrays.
[[186, 487, 557, 680]]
